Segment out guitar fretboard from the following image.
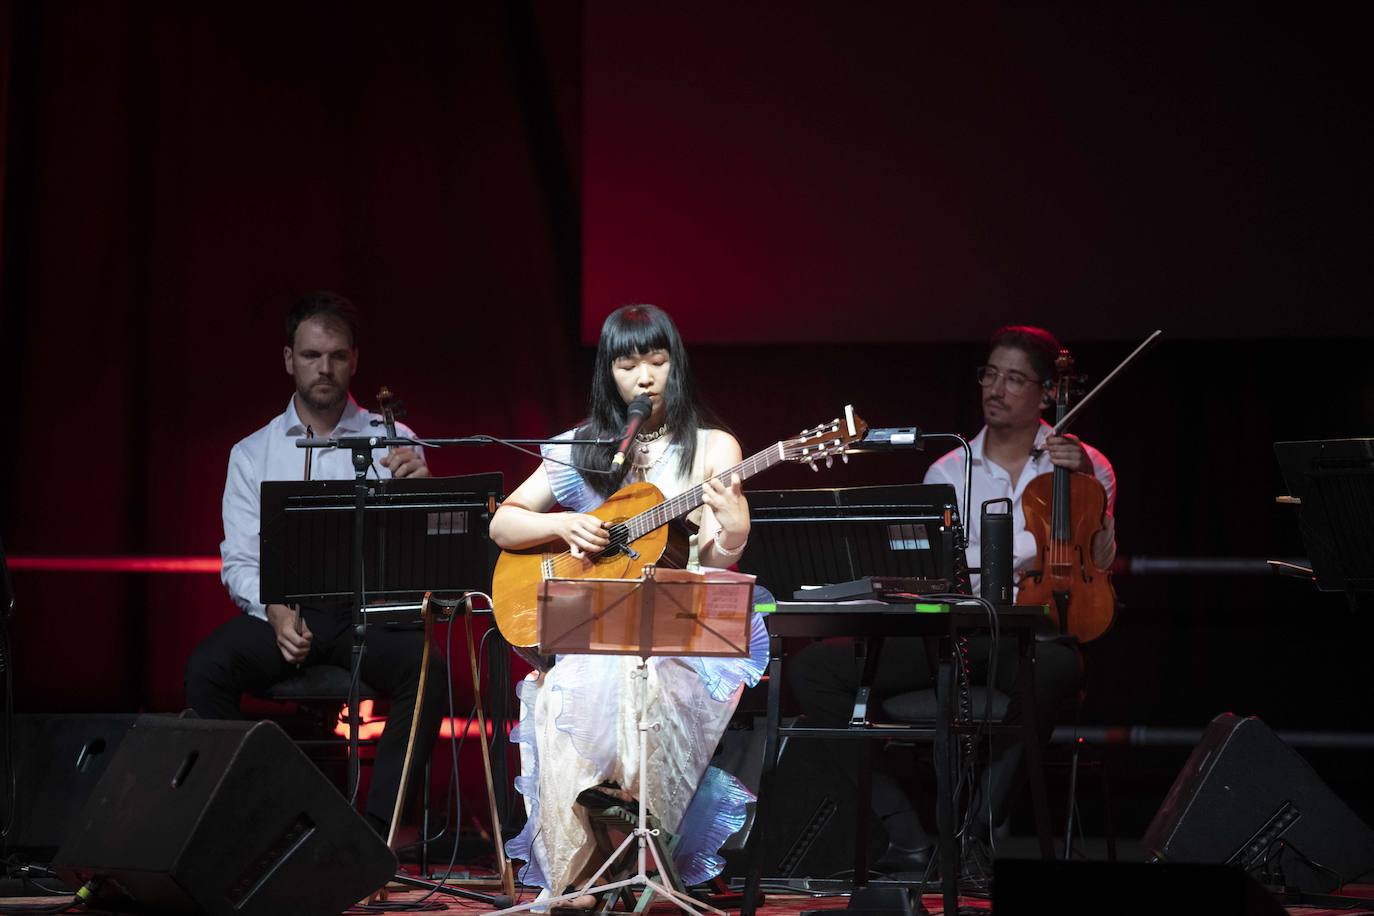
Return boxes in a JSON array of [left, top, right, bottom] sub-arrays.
[[623, 442, 785, 540]]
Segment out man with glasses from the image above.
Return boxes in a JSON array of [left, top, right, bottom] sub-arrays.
[[787, 325, 1115, 879], [927, 324, 1117, 592]]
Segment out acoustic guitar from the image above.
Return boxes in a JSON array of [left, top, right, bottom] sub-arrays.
[[491, 407, 869, 648]]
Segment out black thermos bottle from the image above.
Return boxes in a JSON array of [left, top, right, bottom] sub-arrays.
[[980, 497, 1013, 604]]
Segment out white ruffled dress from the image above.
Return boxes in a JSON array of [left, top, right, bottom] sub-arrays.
[[504, 429, 770, 902]]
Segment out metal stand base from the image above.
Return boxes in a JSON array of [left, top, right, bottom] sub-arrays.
[[389, 871, 513, 908]]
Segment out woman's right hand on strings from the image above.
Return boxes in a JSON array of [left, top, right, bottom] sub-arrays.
[[558, 513, 611, 560]]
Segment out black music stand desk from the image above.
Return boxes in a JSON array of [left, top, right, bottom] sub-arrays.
[[258, 472, 509, 907], [1275, 438, 1374, 611], [740, 601, 1054, 916], [738, 484, 961, 597], [260, 473, 501, 608], [259, 472, 502, 790]]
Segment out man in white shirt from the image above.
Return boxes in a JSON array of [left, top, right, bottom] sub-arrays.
[[924, 327, 1116, 595], [185, 291, 446, 837], [789, 325, 1112, 874]]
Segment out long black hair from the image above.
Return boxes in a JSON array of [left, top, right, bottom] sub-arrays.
[[572, 304, 716, 498]]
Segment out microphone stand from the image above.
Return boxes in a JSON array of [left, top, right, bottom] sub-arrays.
[[848, 427, 973, 550], [293, 431, 615, 907], [360, 432, 619, 447]]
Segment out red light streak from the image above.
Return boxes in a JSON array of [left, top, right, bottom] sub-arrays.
[[8, 555, 222, 574], [333, 701, 506, 742]]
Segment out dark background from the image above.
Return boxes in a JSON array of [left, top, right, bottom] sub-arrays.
[[1, 1, 1370, 836]]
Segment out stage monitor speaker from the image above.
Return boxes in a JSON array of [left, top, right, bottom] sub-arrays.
[[720, 735, 885, 880], [4, 714, 138, 858], [1143, 712, 1374, 894], [994, 859, 1287, 915], [52, 715, 396, 916]]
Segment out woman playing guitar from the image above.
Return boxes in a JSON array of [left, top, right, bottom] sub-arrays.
[[490, 307, 751, 576], [490, 305, 770, 911]]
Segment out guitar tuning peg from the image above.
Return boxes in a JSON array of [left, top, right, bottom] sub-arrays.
[[825, 455, 834, 468], [807, 459, 818, 472], [841, 452, 849, 464]]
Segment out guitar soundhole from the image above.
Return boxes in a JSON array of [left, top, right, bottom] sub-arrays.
[[604, 523, 631, 553]]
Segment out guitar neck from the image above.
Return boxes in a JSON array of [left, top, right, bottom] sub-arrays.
[[623, 442, 785, 540]]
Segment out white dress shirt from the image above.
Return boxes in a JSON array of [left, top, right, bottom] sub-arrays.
[[220, 395, 421, 620], [923, 421, 1116, 595]]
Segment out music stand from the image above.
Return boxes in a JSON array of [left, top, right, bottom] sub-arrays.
[[261, 472, 502, 607], [739, 483, 962, 597], [260, 472, 506, 908], [1275, 439, 1374, 609], [492, 566, 755, 916]]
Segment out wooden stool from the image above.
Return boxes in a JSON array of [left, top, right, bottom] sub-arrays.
[[586, 805, 686, 913]]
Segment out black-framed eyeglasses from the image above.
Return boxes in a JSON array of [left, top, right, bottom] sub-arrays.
[[975, 365, 1043, 393]]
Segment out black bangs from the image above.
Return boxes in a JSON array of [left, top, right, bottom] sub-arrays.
[[598, 305, 674, 361]]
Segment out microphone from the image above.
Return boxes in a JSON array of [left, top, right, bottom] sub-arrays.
[[610, 395, 655, 467], [848, 427, 924, 451]]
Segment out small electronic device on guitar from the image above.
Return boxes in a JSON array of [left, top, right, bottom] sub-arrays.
[[491, 407, 870, 647]]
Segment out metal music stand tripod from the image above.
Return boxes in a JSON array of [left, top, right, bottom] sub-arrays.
[[260, 468, 509, 908], [490, 566, 756, 916]]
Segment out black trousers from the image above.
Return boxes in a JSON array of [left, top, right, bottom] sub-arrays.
[[184, 608, 449, 827], [787, 634, 1081, 848]]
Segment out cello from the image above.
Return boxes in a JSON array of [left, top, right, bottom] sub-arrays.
[[1015, 349, 1117, 642]]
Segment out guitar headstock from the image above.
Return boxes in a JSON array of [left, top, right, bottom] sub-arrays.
[[781, 405, 870, 471]]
